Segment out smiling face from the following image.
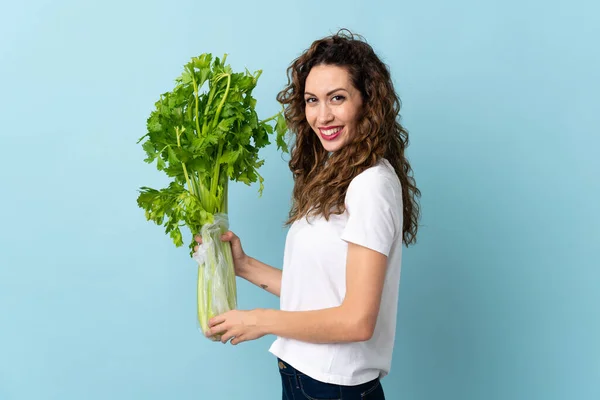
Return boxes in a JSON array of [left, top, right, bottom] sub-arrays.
[[304, 64, 363, 153]]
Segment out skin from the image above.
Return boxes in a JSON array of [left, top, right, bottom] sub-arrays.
[[194, 65, 387, 346], [304, 64, 363, 152]]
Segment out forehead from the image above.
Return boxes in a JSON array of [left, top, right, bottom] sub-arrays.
[[305, 64, 353, 93]]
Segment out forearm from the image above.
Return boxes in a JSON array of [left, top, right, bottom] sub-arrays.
[[260, 307, 372, 344], [239, 257, 282, 297]]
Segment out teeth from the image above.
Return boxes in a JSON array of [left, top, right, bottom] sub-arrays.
[[322, 127, 342, 136]]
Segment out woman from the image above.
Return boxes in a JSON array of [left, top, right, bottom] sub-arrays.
[[195, 30, 420, 400]]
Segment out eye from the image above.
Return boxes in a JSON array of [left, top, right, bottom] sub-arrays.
[[332, 95, 345, 102], [305, 97, 317, 104]]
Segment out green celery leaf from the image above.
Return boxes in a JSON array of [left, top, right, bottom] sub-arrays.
[[167, 146, 179, 164], [156, 155, 166, 171], [275, 113, 289, 153], [142, 141, 157, 163], [138, 52, 288, 252]]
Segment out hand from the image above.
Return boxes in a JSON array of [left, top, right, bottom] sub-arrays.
[[205, 309, 267, 345], [194, 231, 249, 277]]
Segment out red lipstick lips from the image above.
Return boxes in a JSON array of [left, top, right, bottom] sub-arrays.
[[319, 126, 343, 141]]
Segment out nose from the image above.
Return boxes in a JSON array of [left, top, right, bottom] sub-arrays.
[[317, 103, 334, 125]]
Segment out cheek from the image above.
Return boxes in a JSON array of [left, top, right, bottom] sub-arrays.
[[338, 111, 353, 127], [344, 108, 360, 127], [304, 109, 318, 129]]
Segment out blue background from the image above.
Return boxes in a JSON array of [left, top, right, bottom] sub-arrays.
[[1, 0, 598, 399]]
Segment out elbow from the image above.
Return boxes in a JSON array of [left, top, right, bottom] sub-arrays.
[[351, 316, 376, 342], [339, 304, 377, 342]]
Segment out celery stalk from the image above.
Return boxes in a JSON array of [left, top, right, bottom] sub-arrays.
[[196, 180, 237, 340]]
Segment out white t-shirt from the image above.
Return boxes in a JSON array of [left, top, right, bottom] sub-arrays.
[[269, 158, 404, 386]]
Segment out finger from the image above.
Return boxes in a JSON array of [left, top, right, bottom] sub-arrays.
[[220, 329, 237, 344], [221, 231, 239, 242], [206, 322, 228, 337], [220, 231, 232, 241], [208, 314, 227, 328], [231, 334, 245, 345], [193, 245, 199, 252], [194, 235, 203, 244]]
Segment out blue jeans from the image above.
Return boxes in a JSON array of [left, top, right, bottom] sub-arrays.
[[278, 358, 386, 400]]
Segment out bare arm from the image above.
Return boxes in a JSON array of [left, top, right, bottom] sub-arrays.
[[260, 242, 386, 343], [239, 257, 282, 297], [207, 242, 387, 344]]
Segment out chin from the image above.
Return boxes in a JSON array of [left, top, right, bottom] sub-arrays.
[[319, 138, 347, 153]]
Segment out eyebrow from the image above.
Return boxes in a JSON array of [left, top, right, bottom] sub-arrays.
[[304, 88, 349, 97]]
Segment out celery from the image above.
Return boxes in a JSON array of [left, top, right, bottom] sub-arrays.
[[136, 53, 287, 338]]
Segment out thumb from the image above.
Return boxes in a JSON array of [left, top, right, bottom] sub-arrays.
[[221, 231, 236, 242]]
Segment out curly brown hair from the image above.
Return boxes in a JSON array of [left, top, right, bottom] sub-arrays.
[[277, 29, 421, 246]]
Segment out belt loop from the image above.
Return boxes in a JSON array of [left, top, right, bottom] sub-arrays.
[[294, 371, 300, 389]]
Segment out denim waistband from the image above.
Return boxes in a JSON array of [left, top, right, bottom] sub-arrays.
[[277, 358, 300, 377], [277, 358, 384, 399]]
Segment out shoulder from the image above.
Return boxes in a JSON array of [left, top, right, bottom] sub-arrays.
[[341, 158, 403, 252], [346, 159, 402, 202]]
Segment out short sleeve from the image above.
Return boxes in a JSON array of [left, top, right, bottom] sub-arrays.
[[340, 171, 401, 257]]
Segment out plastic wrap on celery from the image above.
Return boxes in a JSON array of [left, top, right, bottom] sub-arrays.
[[192, 213, 237, 340]]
